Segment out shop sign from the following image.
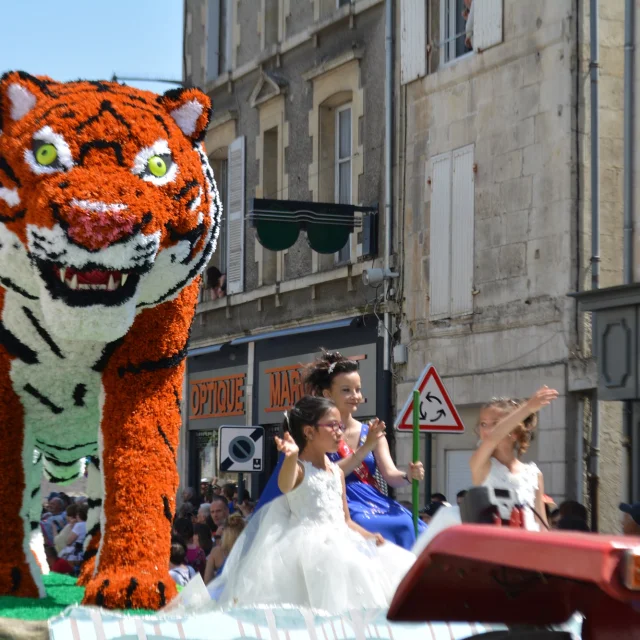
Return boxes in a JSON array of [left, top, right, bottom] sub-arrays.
[[188, 366, 247, 429], [257, 343, 378, 424]]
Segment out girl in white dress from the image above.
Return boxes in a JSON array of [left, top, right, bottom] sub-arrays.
[[206, 396, 415, 613], [469, 386, 559, 531]]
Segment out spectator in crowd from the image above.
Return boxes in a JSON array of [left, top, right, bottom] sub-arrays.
[[559, 500, 588, 524], [195, 522, 214, 558], [420, 501, 446, 525], [236, 499, 256, 518], [200, 478, 212, 504], [181, 487, 196, 507], [620, 502, 640, 536], [204, 514, 246, 583], [463, 0, 474, 49], [548, 508, 561, 529], [173, 517, 207, 576], [169, 538, 196, 587], [557, 517, 590, 533], [222, 483, 237, 514], [456, 490, 468, 506], [41, 497, 67, 551], [431, 493, 448, 504], [54, 504, 79, 554], [59, 503, 88, 565], [196, 503, 211, 524], [212, 484, 222, 497], [210, 496, 229, 531], [177, 501, 196, 521]]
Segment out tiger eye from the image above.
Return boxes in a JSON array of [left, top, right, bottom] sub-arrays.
[[35, 143, 58, 166], [148, 155, 168, 178]]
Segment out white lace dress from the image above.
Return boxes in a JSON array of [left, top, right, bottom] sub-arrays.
[[482, 458, 542, 531], [206, 459, 415, 613]]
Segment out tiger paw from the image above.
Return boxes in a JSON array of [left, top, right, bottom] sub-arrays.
[[0, 562, 42, 598], [83, 572, 177, 610]]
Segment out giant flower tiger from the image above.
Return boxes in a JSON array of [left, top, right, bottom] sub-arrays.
[[0, 72, 221, 609]]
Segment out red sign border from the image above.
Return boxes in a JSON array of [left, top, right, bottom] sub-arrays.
[[395, 365, 465, 433]]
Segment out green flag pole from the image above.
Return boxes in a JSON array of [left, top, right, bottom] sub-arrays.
[[412, 389, 420, 537]]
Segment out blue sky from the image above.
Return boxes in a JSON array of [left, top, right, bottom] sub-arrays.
[[1, 1, 184, 95]]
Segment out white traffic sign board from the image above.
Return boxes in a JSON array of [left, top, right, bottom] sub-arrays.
[[219, 426, 265, 472], [395, 364, 465, 433]]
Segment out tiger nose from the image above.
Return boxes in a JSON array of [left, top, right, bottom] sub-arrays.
[[61, 199, 136, 251]]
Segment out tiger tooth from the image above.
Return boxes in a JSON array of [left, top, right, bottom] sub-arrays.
[[69, 275, 78, 290], [59, 268, 67, 282], [107, 275, 117, 291], [120, 273, 128, 286]]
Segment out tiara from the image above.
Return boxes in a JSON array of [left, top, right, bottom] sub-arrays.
[[328, 362, 337, 375]]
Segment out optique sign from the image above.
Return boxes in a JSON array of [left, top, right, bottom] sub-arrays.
[[189, 373, 246, 419]]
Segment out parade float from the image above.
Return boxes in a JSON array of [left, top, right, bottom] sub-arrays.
[[0, 71, 220, 610]]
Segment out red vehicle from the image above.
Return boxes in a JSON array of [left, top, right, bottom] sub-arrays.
[[388, 525, 640, 639]]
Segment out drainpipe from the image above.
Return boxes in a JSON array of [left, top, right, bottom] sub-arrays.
[[383, 0, 394, 428], [588, 0, 601, 533], [624, 0, 636, 503]]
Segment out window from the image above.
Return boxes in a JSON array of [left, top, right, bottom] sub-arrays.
[[264, 0, 280, 48], [429, 144, 475, 318], [338, 0, 351, 6], [206, 0, 231, 82], [441, 0, 472, 64], [335, 104, 352, 264], [216, 159, 229, 273]]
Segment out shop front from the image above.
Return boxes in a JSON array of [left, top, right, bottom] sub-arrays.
[[185, 344, 249, 495], [182, 316, 386, 501]]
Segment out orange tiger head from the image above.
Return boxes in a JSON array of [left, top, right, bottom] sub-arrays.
[[0, 72, 220, 341]]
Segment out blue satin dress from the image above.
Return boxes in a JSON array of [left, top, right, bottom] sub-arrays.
[[254, 424, 425, 550]]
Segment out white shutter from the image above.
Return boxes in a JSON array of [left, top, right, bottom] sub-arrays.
[[400, 0, 426, 85], [445, 450, 474, 501], [474, 0, 503, 52], [429, 152, 452, 319], [206, 0, 221, 82], [450, 144, 475, 316], [226, 136, 245, 295]]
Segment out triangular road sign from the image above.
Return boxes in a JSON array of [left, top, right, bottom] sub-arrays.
[[395, 364, 465, 433]]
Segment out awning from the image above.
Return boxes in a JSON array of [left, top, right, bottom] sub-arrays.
[[229, 318, 354, 345]]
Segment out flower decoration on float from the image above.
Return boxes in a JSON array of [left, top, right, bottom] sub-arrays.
[[0, 70, 221, 610]]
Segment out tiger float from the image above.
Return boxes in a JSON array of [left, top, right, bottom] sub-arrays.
[[0, 71, 221, 609]]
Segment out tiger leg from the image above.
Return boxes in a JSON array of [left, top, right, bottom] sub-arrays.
[[0, 350, 43, 597], [78, 457, 101, 585], [27, 451, 48, 576], [83, 288, 196, 609]]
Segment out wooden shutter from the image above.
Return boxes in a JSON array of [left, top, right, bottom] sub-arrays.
[[226, 136, 245, 295], [429, 152, 452, 319], [400, 0, 426, 85], [450, 145, 475, 316], [206, 0, 221, 82], [474, 0, 503, 52]]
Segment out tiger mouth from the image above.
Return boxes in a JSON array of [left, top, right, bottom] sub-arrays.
[[36, 260, 141, 306]]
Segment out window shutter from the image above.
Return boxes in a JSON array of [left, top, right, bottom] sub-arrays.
[[226, 136, 245, 295], [429, 152, 452, 319], [474, 0, 503, 52], [206, 0, 221, 82], [450, 144, 475, 316], [400, 0, 426, 85]]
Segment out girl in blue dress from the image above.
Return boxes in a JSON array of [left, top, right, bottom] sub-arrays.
[[256, 351, 426, 550]]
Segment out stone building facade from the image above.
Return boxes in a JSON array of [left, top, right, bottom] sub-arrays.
[[395, 0, 627, 532], [182, 0, 393, 497]]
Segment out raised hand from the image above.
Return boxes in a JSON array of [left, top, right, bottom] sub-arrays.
[[526, 386, 559, 413], [275, 431, 299, 458], [407, 461, 425, 481], [364, 419, 386, 450]]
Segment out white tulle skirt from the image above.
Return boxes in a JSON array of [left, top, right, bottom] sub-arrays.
[[206, 495, 415, 614]]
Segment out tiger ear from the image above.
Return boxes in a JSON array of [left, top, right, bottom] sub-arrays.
[[159, 87, 212, 142], [0, 71, 54, 128]]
